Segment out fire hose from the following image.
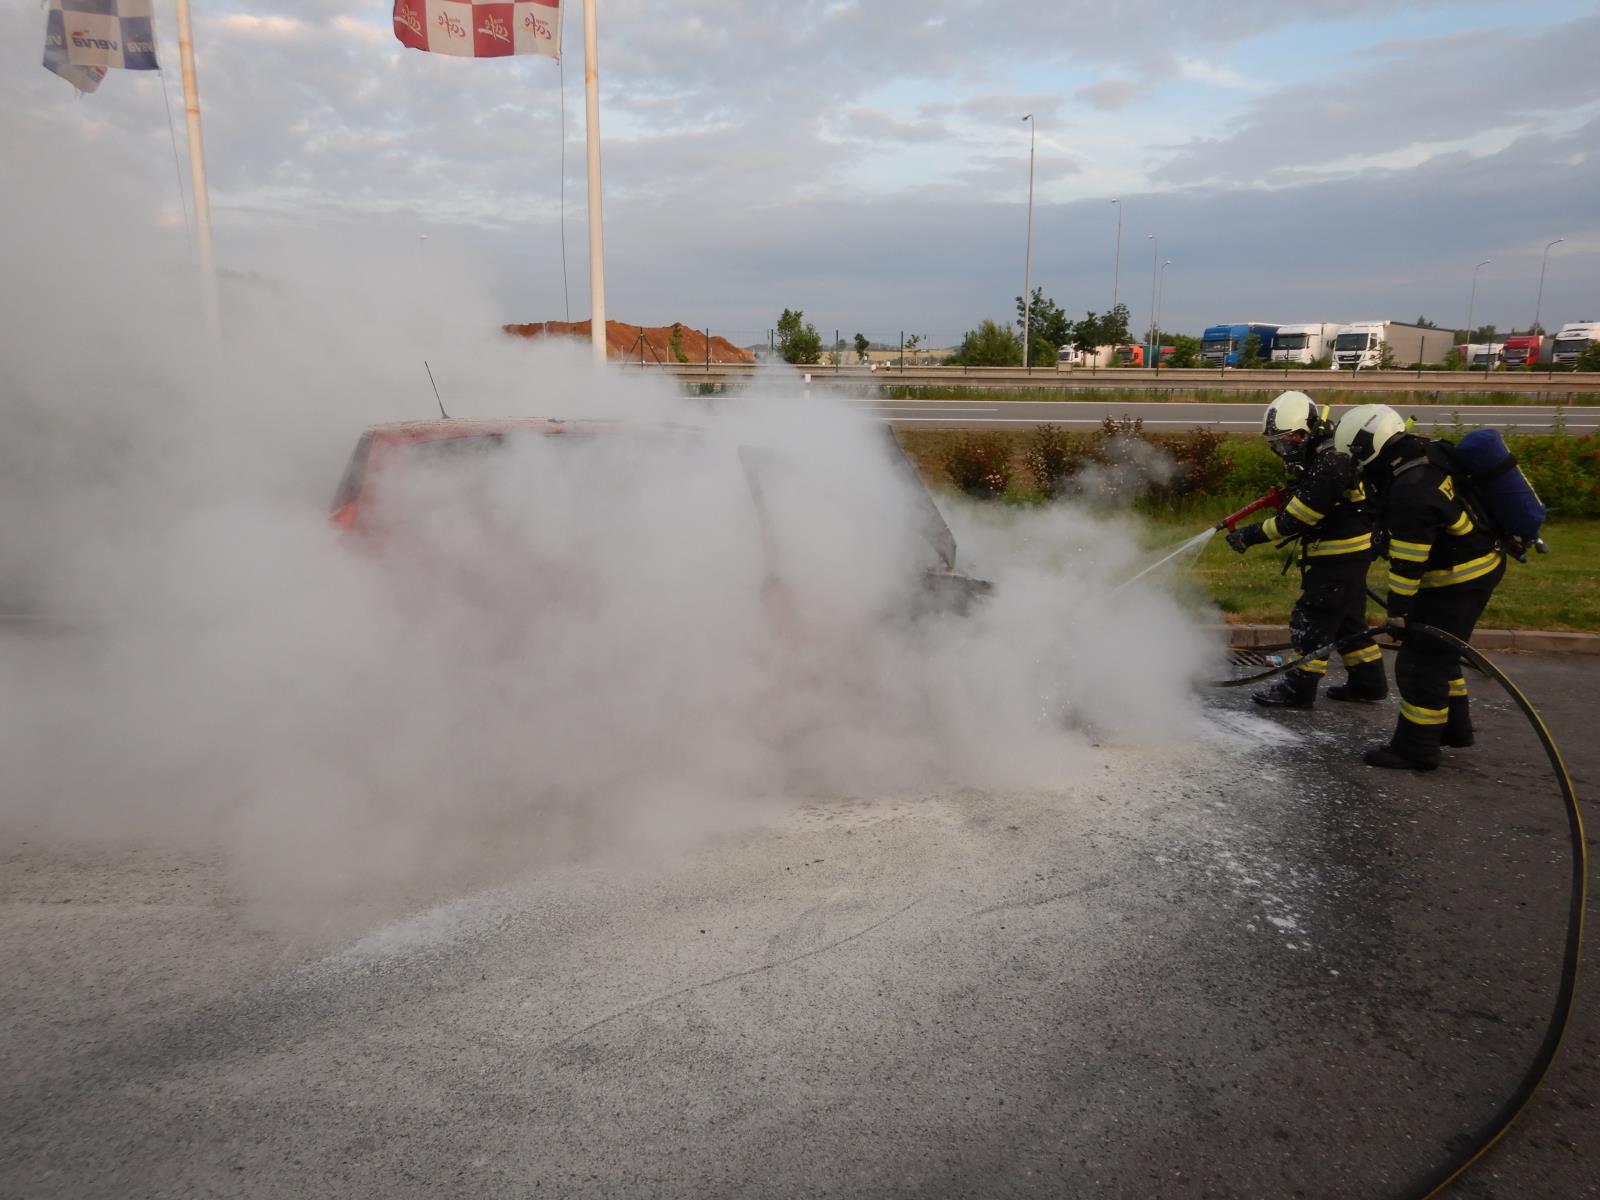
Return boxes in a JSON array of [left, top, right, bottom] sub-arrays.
[[1212, 620, 1586, 1199]]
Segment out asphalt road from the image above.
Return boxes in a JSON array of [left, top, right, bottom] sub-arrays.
[[858, 398, 1599, 433], [3, 653, 1595, 1199]]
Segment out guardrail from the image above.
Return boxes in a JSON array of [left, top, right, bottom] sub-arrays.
[[621, 362, 1600, 396]]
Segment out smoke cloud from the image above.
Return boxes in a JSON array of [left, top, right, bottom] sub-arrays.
[[1, 152, 1215, 932]]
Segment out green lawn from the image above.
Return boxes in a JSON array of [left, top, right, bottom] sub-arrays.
[[1149, 515, 1600, 632]]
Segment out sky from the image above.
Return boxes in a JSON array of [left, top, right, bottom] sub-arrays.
[[5, 0, 1598, 346]]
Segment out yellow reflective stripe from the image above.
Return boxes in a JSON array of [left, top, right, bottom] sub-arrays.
[[1306, 533, 1373, 557], [1448, 677, 1469, 698], [1400, 701, 1449, 726], [1341, 644, 1383, 666], [1389, 539, 1432, 563], [1302, 658, 1328, 676], [1420, 550, 1503, 588], [1262, 516, 1280, 540], [1445, 510, 1474, 536], [1388, 573, 1421, 596], [1285, 495, 1324, 525]]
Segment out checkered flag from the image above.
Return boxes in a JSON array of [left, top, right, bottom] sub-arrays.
[[393, 0, 562, 60], [43, 0, 108, 93], [57, 0, 160, 72]]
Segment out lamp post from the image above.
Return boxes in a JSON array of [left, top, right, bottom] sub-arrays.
[[1110, 198, 1122, 314], [1533, 238, 1564, 341], [418, 233, 428, 267], [1155, 259, 1171, 368], [1146, 234, 1158, 368], [1021, 114, 1035, 370], [1466, 259, 1491, 361]]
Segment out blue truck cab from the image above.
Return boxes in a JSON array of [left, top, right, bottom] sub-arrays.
[[1200, 323, 1280, 367]]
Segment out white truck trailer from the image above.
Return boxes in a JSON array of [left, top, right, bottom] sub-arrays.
[[1330, 321, 1454, 370], [1270, 322, 1340, 365], [1550, 321, 1600, 367]]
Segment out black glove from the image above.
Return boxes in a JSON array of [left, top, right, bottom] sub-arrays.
[[1226, 523, 1270, 554]]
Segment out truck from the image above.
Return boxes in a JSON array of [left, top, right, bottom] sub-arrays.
[[1463, 342, 1505, 369], [1329, 321, 1454, 370], [1199, 323, 1280, 367], [1550, 322, 1600, 367], [1500, 334, 1543, 367], [1269, 322, 1340, 365]]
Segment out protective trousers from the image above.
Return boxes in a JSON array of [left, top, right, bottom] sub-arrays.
[[1390, 562, 1505, 762], [1284, 557, 1381, 701]]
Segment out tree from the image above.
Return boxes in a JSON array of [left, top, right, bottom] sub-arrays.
[[1238, 332, 1265, 369], [668, 322, 689, 364], [1167, 334, 1202, 369], [1414, 316, 1439, 328], [1015, 288, 1071, 366], [1576, 340, 1600, 373], [947, 319, 1023, 367], [1071, 311, 1106, 358], [853, 332, 870, 363], [1101, 303, 1131, 347], [905, 333, 923, 363], [775, 308, 822, 364]]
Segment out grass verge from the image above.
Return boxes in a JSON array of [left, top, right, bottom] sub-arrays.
[[880, 384, 1600, 406], [1148, 515, 1599, 633]]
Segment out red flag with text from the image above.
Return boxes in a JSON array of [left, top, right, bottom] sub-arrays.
[[393, 0, 560, 59]]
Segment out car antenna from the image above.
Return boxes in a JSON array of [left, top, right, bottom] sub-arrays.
[[424, 361, 451, 419]]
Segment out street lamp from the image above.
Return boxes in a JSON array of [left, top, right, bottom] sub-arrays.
[[1534, 238, 1564, 340], [1110, 198, 1122, 314], [1155, 259, 1171, 367], [1466, 259, 1491, 356], [1021, 114, 1035, 370], [1146, 234, 1158, 367]]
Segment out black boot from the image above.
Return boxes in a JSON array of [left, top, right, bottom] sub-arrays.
[[1364, 714, 1442, 771], [1253, 669, 1318, 709], [1444, 696, 1474, 748], [1327, 659, 1388, 703]]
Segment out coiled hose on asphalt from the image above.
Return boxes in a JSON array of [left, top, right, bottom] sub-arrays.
[[1212, 621, 1587, 1199]]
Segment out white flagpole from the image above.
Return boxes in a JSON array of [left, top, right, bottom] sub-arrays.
[[582, 0, 606, 365], [173, 0, 220, 343]]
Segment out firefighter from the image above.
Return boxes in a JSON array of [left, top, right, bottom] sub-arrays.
[[1334, 403, 1506, 770], [1226, 391, 1386, 708]]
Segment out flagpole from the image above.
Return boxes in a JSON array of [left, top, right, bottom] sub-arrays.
[[173, 0, 220, 343], [582, 0, 606, 364]]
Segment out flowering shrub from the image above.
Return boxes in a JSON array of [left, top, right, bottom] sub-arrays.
[[942, 432, 1015, 498]]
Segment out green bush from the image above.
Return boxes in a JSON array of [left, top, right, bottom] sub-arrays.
[[942, 432, 1015, 498], [1509, 434, 1600, 517]]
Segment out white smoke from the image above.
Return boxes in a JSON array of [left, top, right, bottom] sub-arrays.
[[0, 150, 1215, 931]]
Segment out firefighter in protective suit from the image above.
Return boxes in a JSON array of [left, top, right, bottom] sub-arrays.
[[1334, 403, 1506, 770], [1226, 391, 1386, 708]]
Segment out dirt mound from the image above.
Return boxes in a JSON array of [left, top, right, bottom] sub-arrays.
[[504, 320, 755, 364]]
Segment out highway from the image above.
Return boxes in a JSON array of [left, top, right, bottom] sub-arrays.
[[629, 361, 1600, 398], [855, 397, 1597, 432]]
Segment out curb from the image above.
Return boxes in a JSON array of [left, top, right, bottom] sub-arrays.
[[1217, 623, 1600, 656]]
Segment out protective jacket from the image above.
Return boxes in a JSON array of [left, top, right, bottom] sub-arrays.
[[1372, 437, 1503, 618], [1259, 434, 1373, 561]]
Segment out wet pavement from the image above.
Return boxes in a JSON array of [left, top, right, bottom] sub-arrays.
[[2, 655, 1594, 1199]]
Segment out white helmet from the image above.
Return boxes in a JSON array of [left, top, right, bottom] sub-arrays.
[[1261, 390, 1318, 438], [1334, 403, 1408, 470]]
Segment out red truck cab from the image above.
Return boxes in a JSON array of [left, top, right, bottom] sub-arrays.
[[1500, 335, 1543, 367]]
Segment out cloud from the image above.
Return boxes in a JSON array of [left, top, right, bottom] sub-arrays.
[[1075, 79, 1145, 112], [1155, 13, 1600, 184]]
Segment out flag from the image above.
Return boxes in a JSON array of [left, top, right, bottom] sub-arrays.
[[59, 0, 159, 71], [43, 0, 108, 93], [393, 0, 561, 59]]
